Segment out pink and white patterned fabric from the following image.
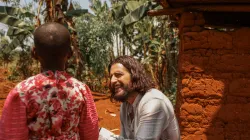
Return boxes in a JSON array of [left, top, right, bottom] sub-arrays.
[[0, 71, 99, 140]]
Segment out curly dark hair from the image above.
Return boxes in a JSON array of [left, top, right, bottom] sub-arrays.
[[108, 55, 156, 101]]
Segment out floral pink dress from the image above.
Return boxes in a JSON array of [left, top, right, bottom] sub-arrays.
[[0, 71, 99, 140]]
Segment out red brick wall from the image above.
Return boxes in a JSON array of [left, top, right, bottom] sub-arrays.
[[176, 12, 250, 140]]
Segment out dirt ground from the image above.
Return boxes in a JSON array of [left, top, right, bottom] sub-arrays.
[[0, 68, 121, 135]]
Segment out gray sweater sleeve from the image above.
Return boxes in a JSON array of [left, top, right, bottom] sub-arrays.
[[120, 104, 127, 138], [136, 99, 168, 140]]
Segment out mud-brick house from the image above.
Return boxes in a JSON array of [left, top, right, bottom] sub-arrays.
[[148, 0, 250, 140]]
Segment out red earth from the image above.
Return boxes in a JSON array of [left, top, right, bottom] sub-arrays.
[[0, 68, 121, 135]]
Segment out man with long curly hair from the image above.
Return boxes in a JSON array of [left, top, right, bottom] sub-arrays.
[[108, 55, 180, 140]]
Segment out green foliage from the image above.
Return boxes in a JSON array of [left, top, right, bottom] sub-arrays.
[[73, 0, 123, 91], [121, 1, 158, 27], [65, 9, 88, 17], [0, 6, 35, 18], [112, 1, 159, 28], [0, 0, 180, 105], [0, 4, 36, 81], [163, 81, 177, 106], [0, 6, 34, 51], [0, 37, 14, 67], [111, 0, 179, 105], [75, 0, 116, 78], [17, 46, 34, 79], [7, 66, 20, 81]]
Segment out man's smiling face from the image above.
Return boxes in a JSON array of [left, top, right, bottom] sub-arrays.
[[110, 63, 131, 102]]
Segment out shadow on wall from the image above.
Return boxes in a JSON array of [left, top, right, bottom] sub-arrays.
[[176, 28, 250, 140]]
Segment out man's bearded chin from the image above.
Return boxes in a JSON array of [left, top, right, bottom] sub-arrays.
[[111, 84, 132, 102], [113, 90, 129, 102]]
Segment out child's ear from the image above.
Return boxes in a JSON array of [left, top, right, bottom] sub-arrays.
[[31, 46, 38, 60]]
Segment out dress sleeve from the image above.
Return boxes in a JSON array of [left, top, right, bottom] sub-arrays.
[[0, 88, 29, 140], [135, 99, 169, 140], [79, 85, 99, 140]]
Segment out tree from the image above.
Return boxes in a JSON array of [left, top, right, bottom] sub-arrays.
[[75, 0, 120, 92], [0, 36, 13, 68], [33, 0, 88, 79], [0, 0, 88, 79], [111, 0, 179, 103]]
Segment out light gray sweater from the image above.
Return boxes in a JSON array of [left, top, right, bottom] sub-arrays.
[[119, 88, 180, 140]]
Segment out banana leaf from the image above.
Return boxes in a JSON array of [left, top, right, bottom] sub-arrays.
[[65, 9, 88, 17], [121, 1, 159, 26], [112, 2, 127, 20], [151, 40, 161, 45], [8, 38, 21, 50], [0, 6, 35, 17], [7, 26, 33, 36], [0, 13, 29, 28], [112, 1, 145, 20], [126, 1, 145, 11]]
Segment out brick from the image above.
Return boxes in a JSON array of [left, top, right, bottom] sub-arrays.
[[190, 72, 202, 79], [182, 79, 190, 86], [195, 19, 205, 26], [208, 54, 220, 64], [184, 127, 199, 134], [186, 115, 203, 123], [181, 103, 203, 115], [207, 135, 224, 140], [241, 135, 250, 139], [183, 134, 206, 140], [183, 27, 191, 33], [182, 12, 195, 20], [191, 56, 205, 67], [200, 43, 210, 49], [190, 122, 201, 128], [199, 30, 210, 37], [207, 31, 233, 49], [178, 26, 250, 140], [195, 13, 204, 19], [183, 35, 191, 42], [181, 121, 191, 128], [182, 19, 195, 27], [185, 98, 201, 104], [180, 109, 189, 116], [229, 79, 250, 97], [204, 86, 223, 98], [189, 79, 206, 91], [216, 50, 234, 55], [217, 104, 242, 121], [180, 63, 204, 73], [203, 99, 222, 106], [183, 32, 199, 37], [194, 128, 205, 135], [191, 26, 202, 32], [206, 127, 224, 135], [226, 96, 248, 104], [221, 54, 250, 66], [232, 73, 245, 78], [233, 28, 250, 50], [182, 91, 205, 98], [204, 105, 221, 119], [183, 41, 202, 50], [225, 132, 240, 140]]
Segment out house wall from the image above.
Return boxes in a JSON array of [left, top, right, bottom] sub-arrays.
[[176, 12, 250, 140]]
